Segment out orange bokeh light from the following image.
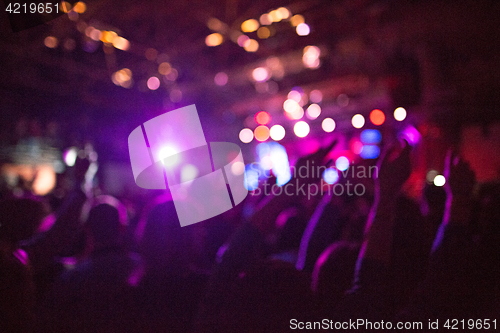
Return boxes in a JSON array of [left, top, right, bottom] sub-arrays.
[[254, 125, 270, 141], [369, 109, 385, 125], [255, 111, 271, 125]]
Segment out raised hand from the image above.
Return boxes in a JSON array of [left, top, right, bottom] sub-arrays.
[[443, 149, 475, 198], [376, 139, 412, 195]]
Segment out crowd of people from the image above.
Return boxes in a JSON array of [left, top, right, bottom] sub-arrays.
[[1, 136, 499, 332]]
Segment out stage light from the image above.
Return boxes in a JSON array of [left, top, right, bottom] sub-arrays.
[[112, 37, 130, 51], [306, 104, 321, 119], [270, 125, 285, 141], [237, 35, 249, 47], [294, 121, 310, 138], [323, 168, 339, 185], [254, 125, 270, 142], [158, 62, 172, 75], [283, 99, 300, 113], [252, 67, 269, 82], [322, 118, 335, 132], [434, 175, 446, 187], [244, 39, 259, 52], [73, 2, 86, 13], [309, 90, 323, 103], [64, 147, 78, 166], [239, 128, 254, 143], [147, 77, 160, 90], [269, 10, 282, 22], [255, 111, 271, 125], [159, 146, 180, 168], [100, 31, 117, 44], [360, 145, 380, 159], [360, 129, 382, 144], [335, 156, 349, 171], [241, 19, 259, 33], [44, 36, 58, 48], [296, 23, 310, 36], [214, 72, 228, 86], [394, 107, 407, 121], [352, 114, 365, 129], [290, 14, 304, 27], [205, 33, 223, 46], [288, 90, 302, 102], [260, 13, 272, 25], [257, 27, 271, 39], [285, 107, 304, 120], [303, 45, 321, 68], [369, 109, 385, 125]]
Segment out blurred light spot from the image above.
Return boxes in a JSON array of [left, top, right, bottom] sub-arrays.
[[351, 140, 363, 154], [360, 145, 380, 159], [145, 48, 158, 61], [32, 166, 56, 196], [286, 107, 304, 120], [100, 31, 117, 44], [369, 109, 385, 125], [244, 39, 259, 52], [288, 90, 302, 102], [306, 104, 321, 119], [269, 143, 291, 185], [323, 168, 339, 184], [296, 23, 310, 36], [165, 68, 178, 81], [158, 62, 172, 75], [261, 155, 272, 170], [60, 1, 71, 13], [309, 90, 323, 103], [231, 161, 245, 176], [252, 67, 269, 82], [290, 14, 304, 26], [360, 129, 382, 144], [214, 72, 228, 86], [159, 146, 179, 167], [254, 125, 270, 142], [241, 19, 259, 33], [147, 77, 160, 90], [244, 166, 259, 191], [63, 147, 78, 166], [44, 36, 58, 48], [294, 121, 310, 138], [207, 17, 223, 31], [303, 45, 321, 68], [73, 1, 86, 13], [322, 118, 336, 132], [206, 33, 223, 46], [269, 10, 282, 22], [63, 38, 76, 51], [112, 37, 130, 51], [434, 175, 446, 187], [255, 111, 271, 125], [337, 93, 349, 107], [239, 128, 254, 143], [277, 7, 290, 19], [237, 35, 249, 47], [270, 125, 285, 141], [181, 164, 199, 183], [352, 114, 365, 129], [169, 89, 182, 102], [426, 170, 438, 183], [335, 156, 349, 171], [400, 125, 421, 146], [394, 107, 407, 121], [257, 27, 271, 39], [89, 28, 102, 41], [67, 9, 79, 21], [283, 99, 300, 113], [260, 13, 272, 25], [112, 68, 132, 87]]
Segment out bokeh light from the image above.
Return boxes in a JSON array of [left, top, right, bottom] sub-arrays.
[[147, 77, 160, 90], [322, 118, 336, 132], [254, 125, 270, 141], [255, 111, 271, 125], [243, 39, 259, 52], [369, 109, 385, 125], [283, 99, 300, 113], [309, 90, 323, 103], [296, 23, 310, 36], [241, 19, 259, 33], [257, 27, 271, 39], [303, 45, 321, 69], [73, 1, 86, 13], [323, 168, 339, 184], [434, 175, 446, 187], [214, 72, 228, 86], [270, 125, 285, 141], [335, 156, 350, 171], [44, 36, 58, 48], [158, 62, 172, 75], [290, 14, 305, 27], [360, 129, 382, 144], [112, 37, 130, 51], [244, 166, 259, 191], [260, 13, 272, 25], [426, 170, 438, 183], [237, 35, 249, 47], [285, 107, 304, 120], [252, 67, 269, 82], [293, 121, 310, 138], [100, 31, 117, 44], [360, 145, 381, 159], [306, 104, 321, 119], [394, 107, 407, 121], [205, 33, 223, 46], [352, 114, 365, 129], [239, 128, 254, 143]]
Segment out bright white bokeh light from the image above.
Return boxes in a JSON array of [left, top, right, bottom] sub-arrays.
[[252, 67, 269, 82], [323, 168, 339, 185], [288, 90, 302, 102], [231, 161, 245, 176], [239, 128, 254, 143], [335, 156, 349, 171], [64, 147, 78, 166], [394, 107, 407, 121], [306, 104, 321, 119], [434, 175, 446, 187], [352, 114, 365, 129], [180, 164, 198, 183], [293, 121, 310, 138], [270, 125, 286, 141], [296, 23, 310, 36], [147, 76, 160, 90], [283, 99, 300, 113], [322, 118, 336, 132], [159, 146, 179, 167]]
